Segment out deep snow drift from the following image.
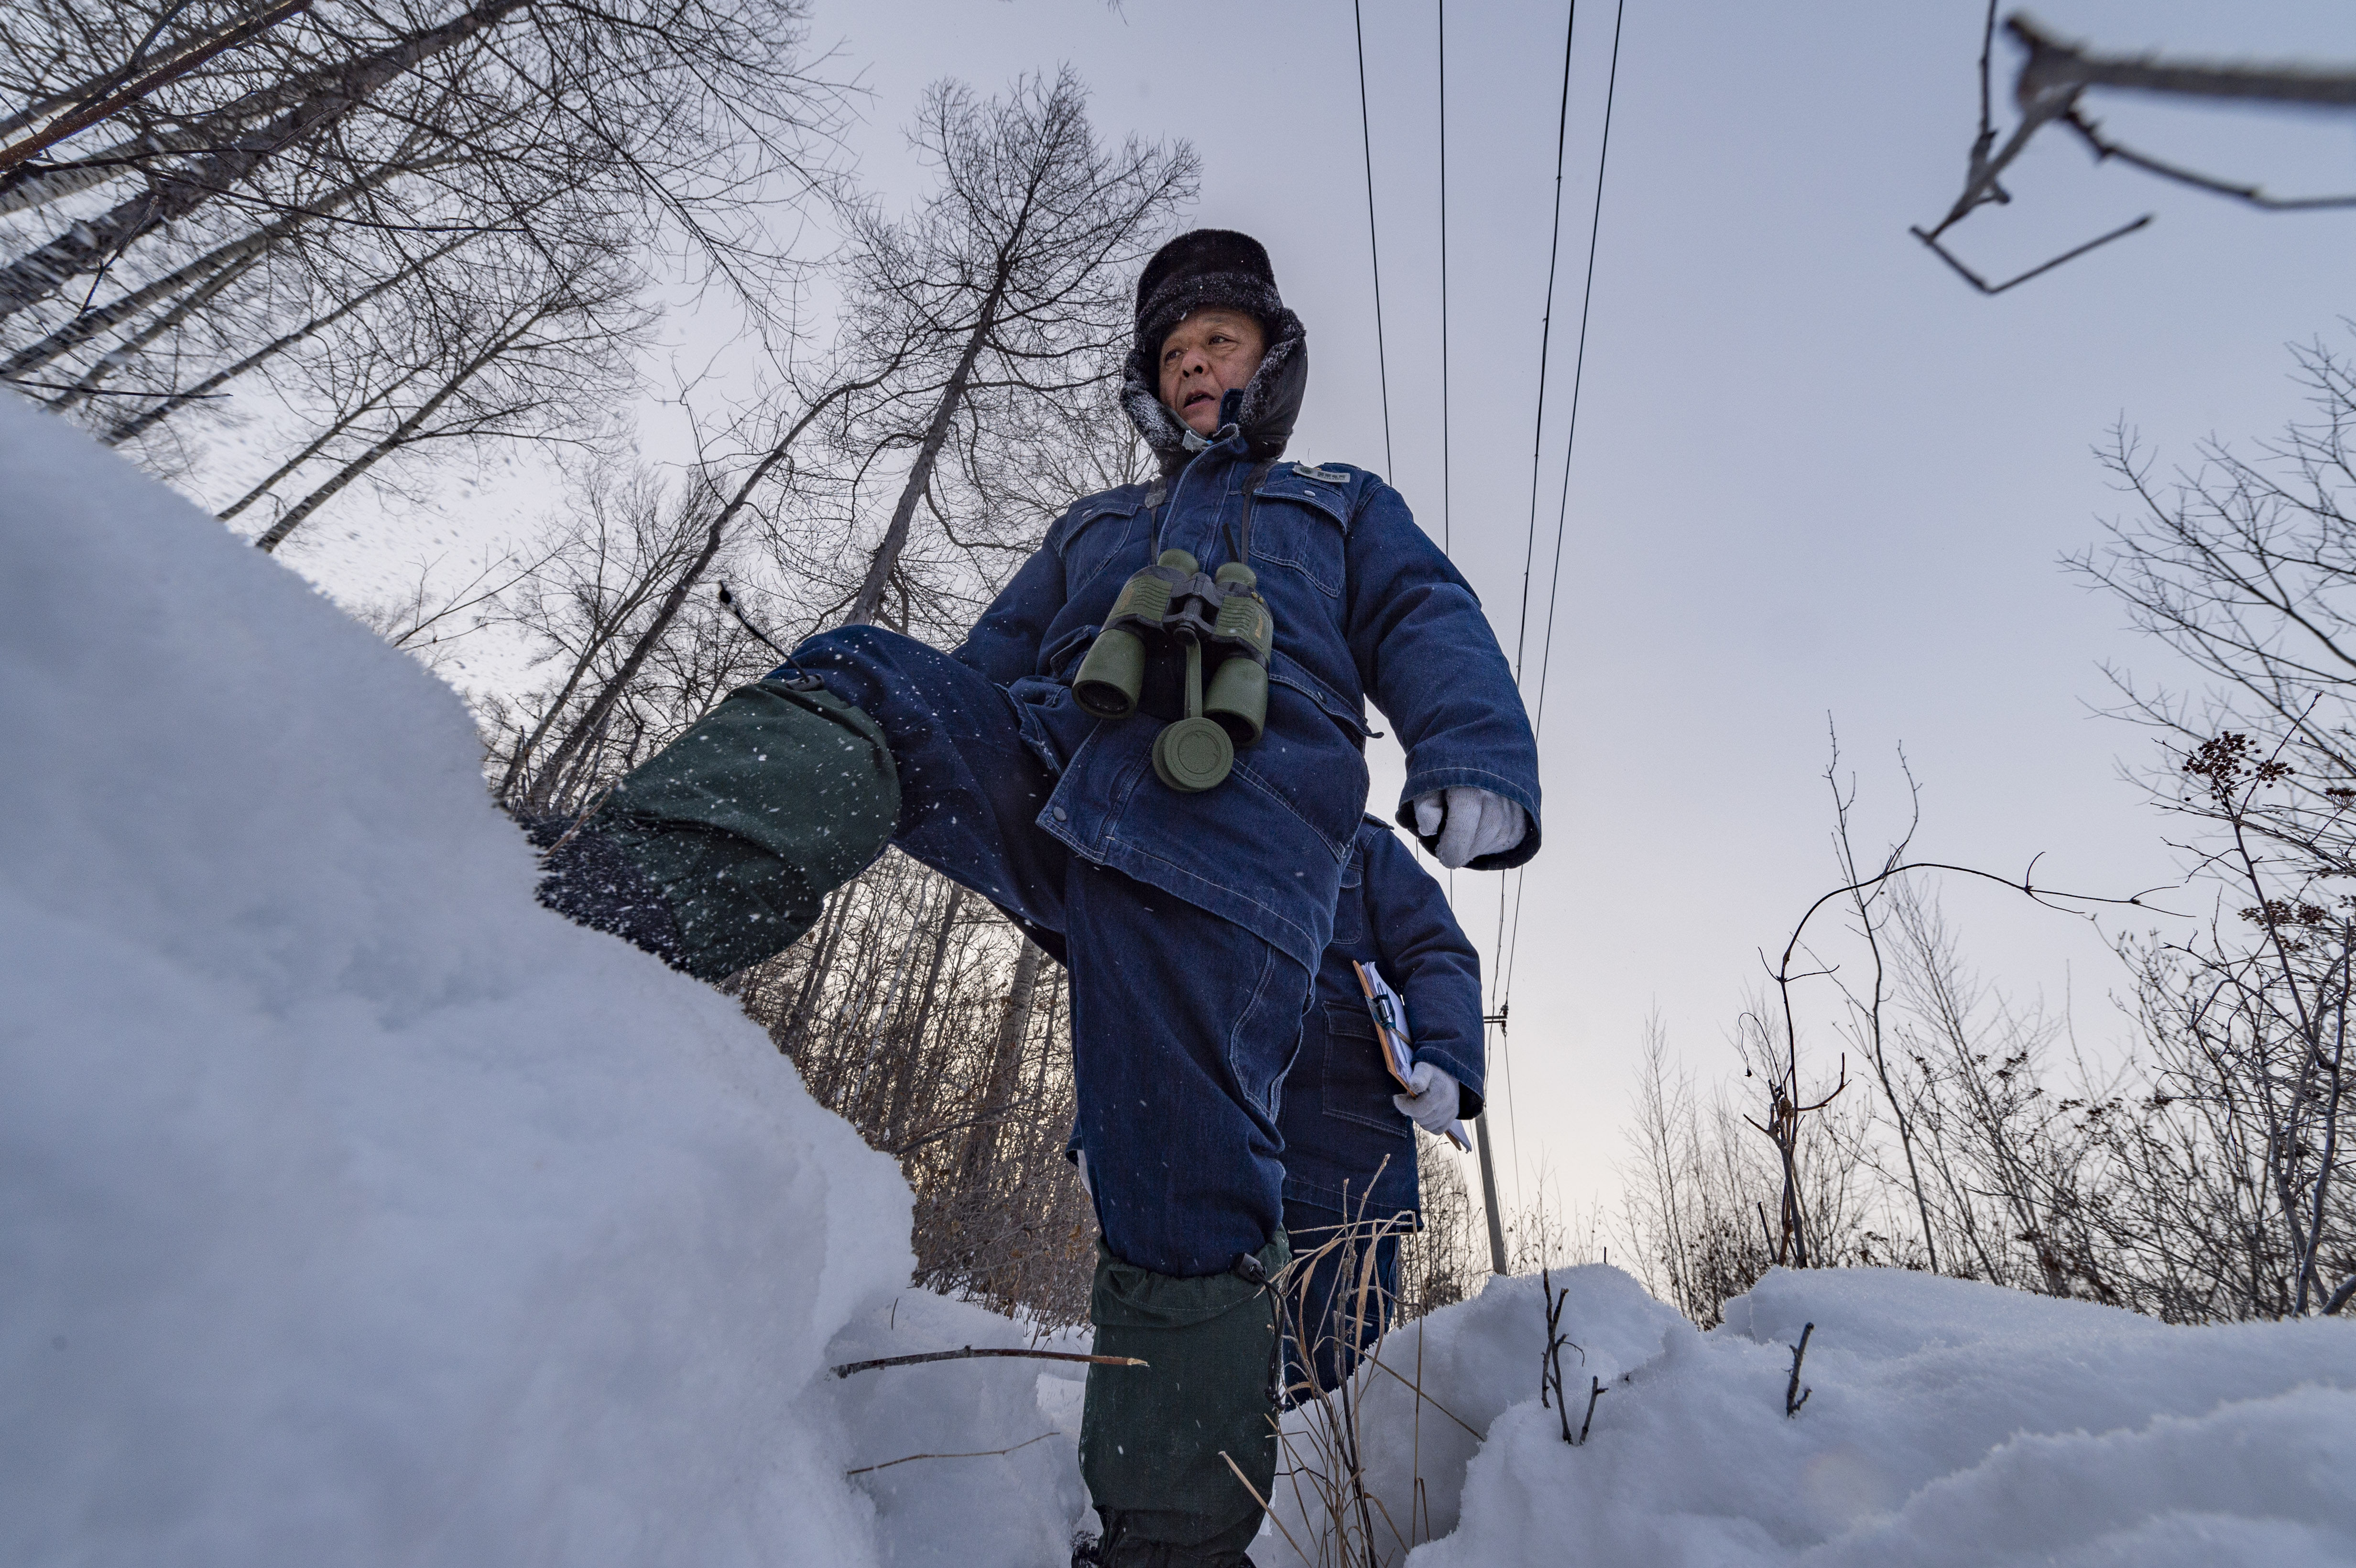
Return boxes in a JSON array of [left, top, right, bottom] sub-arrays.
[[829, 1262, 2356, 1568], [7, 394, 2354, 1567], [1259, 1266, 2356, 1568], [0, 394, 913, 1564]]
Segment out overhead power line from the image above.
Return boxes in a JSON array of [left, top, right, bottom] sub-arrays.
[[1513, 3, 1580, 688], [1488, 0, 1583, 1230], [1352, 0, 1395, 475], [1495, 0, 1627, 1061], [1531, 0, 1624, 742], [1437, 0, 1452, 556]]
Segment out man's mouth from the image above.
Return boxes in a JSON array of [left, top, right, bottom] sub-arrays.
[[1184, 389, 1214, 408]]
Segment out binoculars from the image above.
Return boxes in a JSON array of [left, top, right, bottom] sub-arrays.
[[1072, 548, 1274, 793]]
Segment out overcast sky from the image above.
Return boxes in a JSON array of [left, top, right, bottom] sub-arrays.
[[289, 0, 2356, 1223]]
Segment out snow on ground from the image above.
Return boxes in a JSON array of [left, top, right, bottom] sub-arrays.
[[1264, 1266, 1683, 1561], [826, 1293, 1093, 1568], [1265, 1265, 2356, 1568], [828, 1254, 2356, 1568], [9, 392, 2356, 1567], [0, 393, 914, 1565]]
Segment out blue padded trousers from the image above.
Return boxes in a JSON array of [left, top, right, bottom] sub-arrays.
[[794, 626, 1309, 1279]]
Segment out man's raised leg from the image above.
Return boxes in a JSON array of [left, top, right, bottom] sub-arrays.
[[534, 625, 1073, 973]]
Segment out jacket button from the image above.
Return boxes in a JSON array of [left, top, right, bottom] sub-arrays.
[[1052, 806, 1068, 822]]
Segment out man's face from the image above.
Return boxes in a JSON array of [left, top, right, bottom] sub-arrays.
[[1157, 307, 1267, 436]]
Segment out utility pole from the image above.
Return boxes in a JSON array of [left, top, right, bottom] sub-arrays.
[[1475, 1010, 1510, 1274]]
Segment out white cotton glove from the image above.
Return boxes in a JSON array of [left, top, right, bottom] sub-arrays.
[[1074, 1150, 1092, 1197], [1392, 1061, 1461, 1135], [1412, 786, 1527, 869]]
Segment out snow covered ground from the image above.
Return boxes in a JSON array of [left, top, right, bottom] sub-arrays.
[[7, 394, 2355, 1566], [0, 393, 912, 1564], [836, 1263, 2356, 1568], [1365, 1267, 2356, 1568]]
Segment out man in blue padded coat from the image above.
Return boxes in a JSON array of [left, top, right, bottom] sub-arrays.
[[535, 230, 1540, 1567], [1276, 814, 1482, 1402]]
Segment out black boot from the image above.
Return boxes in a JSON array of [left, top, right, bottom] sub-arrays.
[[1089, 1512, 1256, 1568]]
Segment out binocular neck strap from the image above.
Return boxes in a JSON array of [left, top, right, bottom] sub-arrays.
[[1233, 459, 1277, 569], [1158, 457, 1278, 570]]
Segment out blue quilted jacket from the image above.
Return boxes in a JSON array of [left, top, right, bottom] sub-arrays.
[[953, 422, 1541, 971]]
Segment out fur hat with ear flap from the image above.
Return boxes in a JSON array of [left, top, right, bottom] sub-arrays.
[[1121, 228, 1308, 473]]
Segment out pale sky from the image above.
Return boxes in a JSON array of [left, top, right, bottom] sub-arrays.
[[284, 0, 2356, 1224]]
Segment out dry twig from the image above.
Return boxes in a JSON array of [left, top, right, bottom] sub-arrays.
[[830, 1345, 1146, 1378], [1914, 9, 2356, 294], [845, 1431, 1059, 1477], [1576, 1376, 1607, 1446], [1785, 1322, 1816, 1417]]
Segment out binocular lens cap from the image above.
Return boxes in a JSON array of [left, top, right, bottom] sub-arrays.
[[1153, 717, 1233, 793]]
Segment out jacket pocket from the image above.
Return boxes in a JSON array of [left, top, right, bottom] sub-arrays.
[[1008, 675, 1093, 775], [1269, 651, 1375, 740], [1060, 499, 1148, 595], [1320, 1002, 1415, 1136], [1329, 868, 1366, 947], [1248, 486, 1349, 599]]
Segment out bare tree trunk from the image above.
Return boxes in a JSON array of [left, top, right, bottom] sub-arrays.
[[901, 884, 966, 1052], [879, 883, 968, 1147], [49, 250, 262, 409], [0, 0, 527, 323], [4, 147, 431, 377], [844, 274, 1005, 627], [104, 233, 468, 445], [253, 305, 555, 552], [0, 59, 144, 142], [958, 937, 1045, 1186], [846, 880, 934, 1118], [0, 129, 210, 219], [7, 230, 256, 380], [776, 887, 856, 1056], [0, 0, 318, 174]]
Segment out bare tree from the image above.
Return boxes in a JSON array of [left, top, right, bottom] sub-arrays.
[[0, 0, 841, 321], [245, 241, 648, 551], [1394, 1133, 1489, 1321], [502, 359, 904, 814], [349, 538, 557, 675], [1, 0, 846, 555], [1619, 1022, 1813, 1326], [800, 68, 1194, 636], [1622, 742, 2350, 1325], [483, 460, 750, 812]]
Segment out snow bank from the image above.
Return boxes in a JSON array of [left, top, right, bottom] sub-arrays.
[[1267, 1265, 1683, 1557], [1267, 1264, 2356, 1568], [0, 393, 914, 1566], [826, 1293, 1093, 1568], [17, 392, 2352, 1568]]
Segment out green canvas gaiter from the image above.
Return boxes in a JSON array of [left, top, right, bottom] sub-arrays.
[[1081, 1231, 1290, 1559], [599, 677, 898, 980]]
